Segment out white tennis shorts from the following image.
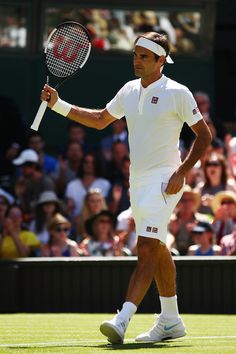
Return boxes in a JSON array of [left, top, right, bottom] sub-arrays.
[[129, 168, 184, 244]]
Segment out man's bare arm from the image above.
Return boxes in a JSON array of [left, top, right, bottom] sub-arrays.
[[41, 84, 116, 130], [166, 119, 212, 194]]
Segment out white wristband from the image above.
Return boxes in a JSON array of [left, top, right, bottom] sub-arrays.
[[51, 98, 72, 117]]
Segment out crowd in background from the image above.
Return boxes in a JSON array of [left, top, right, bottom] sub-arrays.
[[44, 8, 201, 55], [1, 91, 236, 259], [0, 6, 201, 56]]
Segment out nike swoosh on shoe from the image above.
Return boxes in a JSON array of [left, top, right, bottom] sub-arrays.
[[163, 322, 181, 331]]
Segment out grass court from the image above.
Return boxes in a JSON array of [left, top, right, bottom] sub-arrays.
[[0, 313, 235, 353]]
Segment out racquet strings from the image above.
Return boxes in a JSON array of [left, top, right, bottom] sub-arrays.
[[45, 23, 90, 79]]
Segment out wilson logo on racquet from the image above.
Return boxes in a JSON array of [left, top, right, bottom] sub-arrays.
[[31, 21, 91, 131], [53, 36, 83, 63]]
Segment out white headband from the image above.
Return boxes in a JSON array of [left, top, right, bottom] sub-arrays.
[[135, 37, 174, 64]]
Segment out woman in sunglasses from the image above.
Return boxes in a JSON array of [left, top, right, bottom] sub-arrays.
[[195, 152, 236, 215], [79, 210, 123, 256], [40, 213, 79, 257], [211, 190, 236, 245]]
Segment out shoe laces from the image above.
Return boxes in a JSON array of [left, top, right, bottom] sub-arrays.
[[144, 314, 162, 335], [114, 310, 129, 330], [149, 314, 174, 336], [154, 313, 163, 325]]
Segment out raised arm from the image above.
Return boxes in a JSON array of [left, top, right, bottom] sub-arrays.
[[166, 118, 212, 194], [41, 84, 116, 130]]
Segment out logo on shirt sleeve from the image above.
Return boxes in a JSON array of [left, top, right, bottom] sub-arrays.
[[151, 96, 159, 104], [192, 107, 200, 115]]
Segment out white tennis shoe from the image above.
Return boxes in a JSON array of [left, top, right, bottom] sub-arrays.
[[100, 312, 129, 344], [135, 315, 186, 343]]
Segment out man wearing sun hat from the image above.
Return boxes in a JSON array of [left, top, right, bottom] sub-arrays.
[[12, 149, 39, 166], [12, 148, 56, 219], [168, 184, 210, 255], [41, 31, 212, 344]]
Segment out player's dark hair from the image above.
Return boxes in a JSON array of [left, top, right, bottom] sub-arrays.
[[135, 32, 171, 62]]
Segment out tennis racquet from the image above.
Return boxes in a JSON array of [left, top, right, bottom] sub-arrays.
[[31, 21, 91, 131]]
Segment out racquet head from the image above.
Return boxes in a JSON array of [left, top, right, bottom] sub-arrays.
[[30, 21, 91, 131], [45, 21, 91, 87]]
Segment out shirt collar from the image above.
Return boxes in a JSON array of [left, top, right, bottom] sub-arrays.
[[140, 75, 167, 91]]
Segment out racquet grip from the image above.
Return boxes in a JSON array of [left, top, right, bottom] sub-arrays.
[[30, 101, 48, 131]]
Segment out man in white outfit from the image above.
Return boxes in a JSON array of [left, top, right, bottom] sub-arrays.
[[41, 32, 212, 344]]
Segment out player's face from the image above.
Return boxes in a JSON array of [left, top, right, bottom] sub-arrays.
[[133, 46, 164, 81]]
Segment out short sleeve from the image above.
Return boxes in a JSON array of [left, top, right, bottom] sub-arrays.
[[178, 88, 203, 126], [106, 86, 126, 119]]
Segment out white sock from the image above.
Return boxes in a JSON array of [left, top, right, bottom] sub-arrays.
[[159, 295, 180, 321], [117, 301, 137, 322]]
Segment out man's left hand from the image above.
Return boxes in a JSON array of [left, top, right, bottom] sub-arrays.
[[165, 171, 185, 194]]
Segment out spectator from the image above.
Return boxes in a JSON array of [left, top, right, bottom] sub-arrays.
[[27, 132, 58, 176], [29, 190, 63, 245], [40, 213, 79, 257], [211, 190, 236, 245], [168, 185, 209, 255], [79, 210, 123, 256], [0, 190, 14, 233], [0, 204, 40, 258], [12, 149, 56, 220], [103, 140, 129, 182], [195, 153, 236, 215], [138, 11, 159, 32], [194, 90, 226, 142], [181, 91, 211, 151], [109, 17, 135, 51], [185, 139, 213, 190], [107, 156, 131, 216], [65, 152, 111, 218], [220, 224, 236, 256], [100, 117, 129, 162], [90, 17, 110, 50], [202, 113, 225, 156], [194, 91, 211, 116], [187, 221, 221, 256], [226, 136, 236, 179], [60, 123, 94, 154], [1, 14, 26, 48], [75, 188, 108, 242], [67, 123, 87, 148], [53, 141, 84, 197]]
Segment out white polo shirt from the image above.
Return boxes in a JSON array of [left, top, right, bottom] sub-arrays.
[[106, 75, 202, 182]]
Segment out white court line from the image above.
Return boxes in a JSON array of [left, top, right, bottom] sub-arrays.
[[187, 336, 236, 340], [0, 336, 236, 348]]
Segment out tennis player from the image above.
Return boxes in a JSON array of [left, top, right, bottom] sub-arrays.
[[41, 32, 212, 344]]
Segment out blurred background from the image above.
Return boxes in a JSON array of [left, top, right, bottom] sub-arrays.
[[1, 1, 236, 312], [0, 0, 235, 149]]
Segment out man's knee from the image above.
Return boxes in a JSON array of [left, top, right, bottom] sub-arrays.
[[137, 236, 160, 261]]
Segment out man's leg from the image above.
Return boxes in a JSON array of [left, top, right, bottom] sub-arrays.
[[135, 243, 186, 342], [154, 242, 176, 296], [126, 236, 161, 305], [154, 243, 181, 320], [100, 236, 161, 344]]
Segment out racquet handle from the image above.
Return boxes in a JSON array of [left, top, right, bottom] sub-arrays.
[[30, 101, 48, 131]]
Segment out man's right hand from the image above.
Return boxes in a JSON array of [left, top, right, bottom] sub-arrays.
[[41, 84, 59, 108]]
